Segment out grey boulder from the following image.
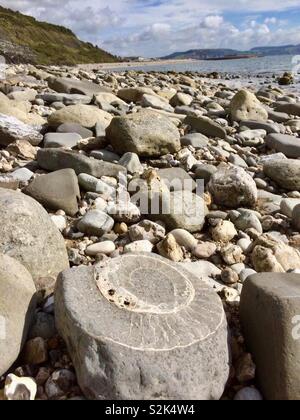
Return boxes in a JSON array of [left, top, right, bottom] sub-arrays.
[[0, 188, 69, 282], [106, 110, 181, 157], [37, 149, 125, 179], [55, 253, 230, 400], [44, 132, 82, 149], [266, 133, 300, 158], [24, 169, 80, 216], [240, 273, 300, 400], [0, 254, 36, 376], [263, 159, 300, 191], [0, 113, 43, 146]]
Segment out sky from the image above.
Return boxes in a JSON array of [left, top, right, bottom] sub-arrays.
[[1, 0, 300, 57]]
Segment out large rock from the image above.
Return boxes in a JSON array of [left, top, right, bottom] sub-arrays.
[[275, 102, 300, 116], [106, 110, 181, 157], [44, 132, 82, 149], [154, 190, 208, 233], [37, 149, 125, 179], [48, 77, 111, 96], [230, 90, 268, 122], [48, 104, 113, 129], [240, 273, 300, 400], [55, 253, 230, 400], [141, 94, 174, 112], [0, 188, 69, 282], [185, 116, 226, 139], [208, 165, 257, 208], [292, 204, 300, 231], [117, 87, 156, 103], [24, 169, 80, 216], [251, 234, 300, 272], [0, 113, 43, 146], [0, 254, 36, 376], [158, 168, 196, 191], [265, 134, 300, 158], [263, 159, 300, 191]]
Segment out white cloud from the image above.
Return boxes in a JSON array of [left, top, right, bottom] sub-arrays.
[[0, 0, 300, 56]]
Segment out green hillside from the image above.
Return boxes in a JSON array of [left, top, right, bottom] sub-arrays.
[[0, 6, 118, 65]]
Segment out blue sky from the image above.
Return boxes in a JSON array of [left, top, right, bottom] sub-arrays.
[[2, 1, 300, 56]]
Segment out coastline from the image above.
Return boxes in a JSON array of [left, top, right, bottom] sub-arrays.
[[77, 58, 197, 70]]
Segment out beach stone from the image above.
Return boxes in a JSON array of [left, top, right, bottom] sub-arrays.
[[55, 253, 230, 400], [263, 159, 300, 191], [251, 234, 300, 272], [119, 152, 143, 174], [211, 220, 237, 243], [169, 229, 198, 250], [241, 120, 280, 134], [77, 210, 114, 236], [0, 188, 69, 282], [48, 77, 111, 96], [180, 133, 209, 149], [185, 115, 226, 139], [194, 164, 217, 185], [124, 240, 153, 254], [231, 210, 263, 235], [192, 242, 217, 259], [141, 94, 174, 112], [157, 233, 184, 262], [37, 149, 125, 178], [292, 204, 300, 231], [48, 104, 113, 129], [275, 102, 300, 116], [155, 190, 208, 233], [209, 166, 257, 208], [78, 173, 115, 195], [44, 132, 82, 149], [128, 220, 165, 244], [117, 87, 155, 103], [280, 198, 300, 218], [0, 254, 36, 376], [85, 241, 116, 256], [240, 273, 300, 400], [106, 201, 141, 224], [10, 167, 34, 183], [29, 312, 56, 340], [170, 92, 193, 107], [90, 150, 120, 163], [266, 134, 300, 158], [22, 337, 48, 365], [106, 110, 181, 157], [24, 169, 80, 216], [0, 113, 43, 146], [230, 90, 268, 122], [158, 168, 196, 192], [56, 123, 93, 138]]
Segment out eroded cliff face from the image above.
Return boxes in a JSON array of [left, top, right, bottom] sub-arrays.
[[0, 40, 36, 64]]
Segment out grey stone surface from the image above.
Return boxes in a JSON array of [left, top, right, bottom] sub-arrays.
[[0, 188, 69, 282], [37, 148, 125, 178], [44, 132, 82, 149], [240, 120, 280, 134], [0, 113, 43, 146], [24, 169, 80, 216], [56, 123, 93, 138], [275, 102, 300, 116], [158, 168, 197, 191], [48, 77, 111, 96], [77, 210, 114, 236], [55, 253, 230, 400], [0, 254, 36, 376], [266, 133, 300, 158], [185, 115, 226, 139], [180, 133, 209, 149], [263, 159, 300, 191], [106, 110, 181, 157], [208, 165, 257, 208], [240, 273, 300, 400], [292, 204, 300, 231]]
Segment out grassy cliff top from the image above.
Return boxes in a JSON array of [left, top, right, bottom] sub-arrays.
[[0, 6, 119, 65]]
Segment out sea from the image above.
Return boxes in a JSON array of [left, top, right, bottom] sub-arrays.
[[105, 54, 300, 93]]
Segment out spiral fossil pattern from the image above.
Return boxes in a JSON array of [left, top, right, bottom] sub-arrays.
[[94, 253, 224, 351]]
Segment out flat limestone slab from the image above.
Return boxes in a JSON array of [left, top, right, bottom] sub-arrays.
[[55, 253, 230, 400], [240, 273, 300, 400]]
